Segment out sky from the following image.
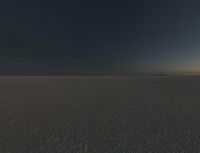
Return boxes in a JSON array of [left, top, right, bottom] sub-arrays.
[[0, 0, 200, 74]]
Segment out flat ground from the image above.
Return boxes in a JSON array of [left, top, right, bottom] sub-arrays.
[[0, 76, 200, 153]]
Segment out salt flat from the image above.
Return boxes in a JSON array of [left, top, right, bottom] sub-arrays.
[[0, 76, 200, 153]]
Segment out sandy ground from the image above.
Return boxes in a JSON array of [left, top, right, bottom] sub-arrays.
[[0, 76, 200, 152]]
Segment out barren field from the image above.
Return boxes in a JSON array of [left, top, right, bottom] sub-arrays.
[[0, 76, 200, 152]]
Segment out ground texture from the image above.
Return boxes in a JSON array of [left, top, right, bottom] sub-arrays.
[[0, 76, 200, 153]]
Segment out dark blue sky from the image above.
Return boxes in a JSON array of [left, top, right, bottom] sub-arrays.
[[0, 0, 200, 74]]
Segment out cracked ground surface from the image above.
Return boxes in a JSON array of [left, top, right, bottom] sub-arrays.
[[0, 76, 200, 153]]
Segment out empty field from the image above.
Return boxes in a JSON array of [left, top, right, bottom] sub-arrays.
[[0, 76, 200, 152]]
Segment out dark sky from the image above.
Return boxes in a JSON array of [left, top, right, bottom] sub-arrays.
[[1, 0, 200, 74]]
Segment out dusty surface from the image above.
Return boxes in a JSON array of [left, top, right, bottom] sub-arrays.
[[0, 76, 200, 152]]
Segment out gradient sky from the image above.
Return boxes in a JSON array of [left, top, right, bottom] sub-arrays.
[[1, 0, 200, 74]]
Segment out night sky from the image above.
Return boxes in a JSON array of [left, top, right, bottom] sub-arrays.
[[1, 0, 200, 75]]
